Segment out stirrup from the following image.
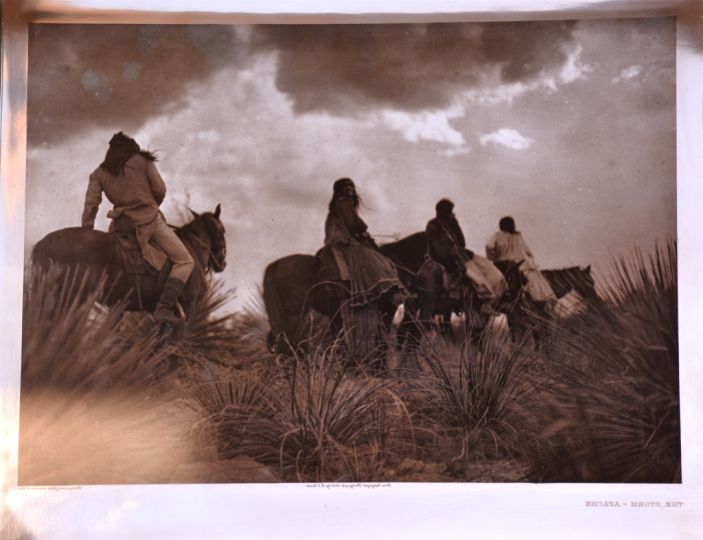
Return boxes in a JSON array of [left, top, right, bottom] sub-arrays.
[[153, 300, 185, 326], [154, 310, 181, 326]]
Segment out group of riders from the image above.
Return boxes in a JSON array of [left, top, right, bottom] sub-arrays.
[[81, 132, 557, 328], [322, 176, 557, 325]]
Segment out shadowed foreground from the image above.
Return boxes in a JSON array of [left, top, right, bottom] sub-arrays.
[[19, 242, 679, 484]]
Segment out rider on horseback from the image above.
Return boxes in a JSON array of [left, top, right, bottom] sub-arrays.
[[323, 177, 406, 307], [81, 132, 194, 325], [426, 199, 504, 319], [425, 199, 471, 300], [485, 216, 557, 311]]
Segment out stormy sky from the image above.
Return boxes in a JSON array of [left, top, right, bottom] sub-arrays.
[[25, 19, 676, 309]]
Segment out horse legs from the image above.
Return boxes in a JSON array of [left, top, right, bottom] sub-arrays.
[[461, 294, 488, 347], [506, 300, 552, 351]]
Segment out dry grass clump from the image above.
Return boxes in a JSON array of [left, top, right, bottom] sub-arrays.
[[21, 264, 169, 392], [19, 265, 215, 484], [401, 333, 538, 472], [163, 285, 272, 375], [19, 240, 681, 485], [188, 338, 413, 482], [530, 241, 680, 482]]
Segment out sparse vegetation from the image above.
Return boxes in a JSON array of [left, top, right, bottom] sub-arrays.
[[19, 242, 680, 484], [525, 241, 680, 482]]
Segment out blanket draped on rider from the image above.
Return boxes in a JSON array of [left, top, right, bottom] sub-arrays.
[[324, 192, 404, 307]]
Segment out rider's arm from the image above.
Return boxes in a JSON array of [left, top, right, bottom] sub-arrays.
[[147, 161, 166, 206], [426, 220, 442, 259], [81, 171, 102, 229], [520, 234, 536, 261], [450, 217, 466, 248], [485, 233, 498, 261], [427, 219, 456, 264], [338, 198, 368, 239]]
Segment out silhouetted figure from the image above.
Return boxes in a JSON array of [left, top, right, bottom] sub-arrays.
[[324, 177, 406, 307], [82, 132, 194, 324], [425, 198, 472, 297], [485, 216, 556, 307]]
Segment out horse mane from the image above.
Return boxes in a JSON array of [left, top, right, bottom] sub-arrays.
[[542, 266, 595, 299], [174, 208, 226, 274], [542, 266, 590, 281], [176, 211, 219, 238]]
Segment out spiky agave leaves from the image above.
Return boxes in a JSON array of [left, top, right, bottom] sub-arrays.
[[22, 263, 170, 391], [187, 365, 284, 466], [189, 337, 412, 482], [534, 240, 680, 482], [412, 334, 535, 461], [20, 264, 191, 484], [278, 340, 411, 481], [169, 283, 274, 373]]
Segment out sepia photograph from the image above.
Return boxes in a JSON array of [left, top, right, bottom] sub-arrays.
[[17, 16, 680, 487], [3, 1, 701, 537]]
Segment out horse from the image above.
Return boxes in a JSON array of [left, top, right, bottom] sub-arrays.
[[380, 232, 521, 343], [262, 253, 402, 371], [31, 204, 227, 325], [493, 263, 598, 347], [493, 259, 538, 344], [542, 266, 596, 302]]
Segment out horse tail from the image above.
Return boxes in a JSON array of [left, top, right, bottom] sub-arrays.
[[31, 235, 54, 274], [262, 259, 287, 352]]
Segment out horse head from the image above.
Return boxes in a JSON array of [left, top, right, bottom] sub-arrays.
[[542, 265, 598, 301], [187, 203, 227, 273]]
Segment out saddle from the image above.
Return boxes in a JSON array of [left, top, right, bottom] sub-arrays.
[[109, 215, 169, 277], [315, 246, 349, 300]]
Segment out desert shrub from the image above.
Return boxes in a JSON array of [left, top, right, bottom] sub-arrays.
[[19, 265, 202, 484], [530, 241, 680, 482], [164, 284, 273, 374], [19, 263, 282, 484], [190, 338, 413, 481], [21, 264, 170, 392], [411, 334, 537, 463]]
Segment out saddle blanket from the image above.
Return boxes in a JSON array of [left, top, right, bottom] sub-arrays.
[[111, 232, 166, 276], [465, 254, 508, 302]]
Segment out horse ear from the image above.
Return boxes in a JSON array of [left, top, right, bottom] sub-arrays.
[[188, 207, 200, 219], [214, 203, 221, 219], [586, 265, 591, 273]]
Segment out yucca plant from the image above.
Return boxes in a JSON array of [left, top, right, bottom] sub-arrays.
[[186, 364, 284, 465], [530, 240, 680, 482], [189, 336, 413, 482], [277, 340, 411, 480], [19, 264, 195, 484], [165, 284, 275, 378], [22, 264, 170, 392], [412, 333, 535, 463]]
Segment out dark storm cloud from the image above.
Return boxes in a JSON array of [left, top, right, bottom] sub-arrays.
[[27, 24, 243, 145], [27, 21, 578, 146], [251, 21, 577, 115]]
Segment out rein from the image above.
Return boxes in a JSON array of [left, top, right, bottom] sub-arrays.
[[187, 234, 222, 273]]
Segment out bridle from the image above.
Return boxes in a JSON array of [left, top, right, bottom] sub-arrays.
[[188, 222, 226, 273]]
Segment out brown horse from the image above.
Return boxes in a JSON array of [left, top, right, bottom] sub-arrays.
[[263, 253, 403, 370], [31, 204, 227, 320], [542, 266, 597, 302], [380, 232, 523, 343], [494, 263, 598, 347]]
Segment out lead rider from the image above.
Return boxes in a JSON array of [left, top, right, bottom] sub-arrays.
[[81, 132, 194, 324]]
